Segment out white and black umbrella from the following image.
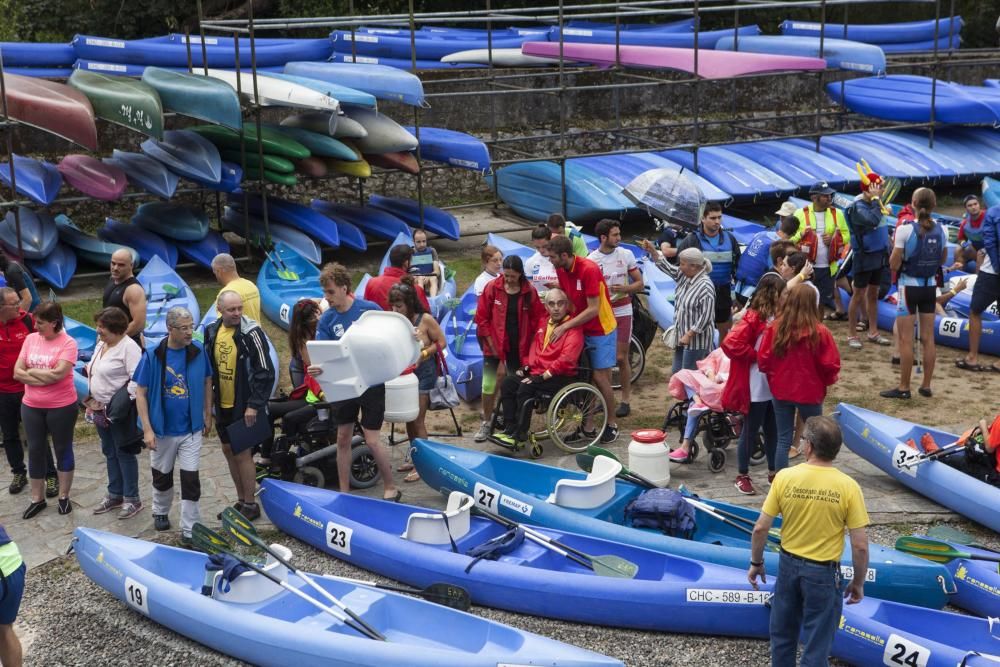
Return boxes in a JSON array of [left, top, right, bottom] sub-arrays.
[[622, 166, 705, 231]]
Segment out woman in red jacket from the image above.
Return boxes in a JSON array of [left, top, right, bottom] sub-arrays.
[[757, 283, 841, 472], [474, 255, 546, 440], [722, 273, 785, 494]]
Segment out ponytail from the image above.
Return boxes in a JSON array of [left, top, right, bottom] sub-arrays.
[[912, 187, 936, 228]]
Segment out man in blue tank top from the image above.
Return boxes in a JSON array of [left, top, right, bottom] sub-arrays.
[[678, 202, 741, 341], [881, 188, 947, 400]]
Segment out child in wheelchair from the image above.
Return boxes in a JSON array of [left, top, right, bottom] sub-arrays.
[[492, 288, 584, 450], [663, 348, 743, 472]]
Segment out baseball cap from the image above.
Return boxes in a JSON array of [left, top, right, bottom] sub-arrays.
[[809, 182, 836, 196], [775, 201, 798, 217]]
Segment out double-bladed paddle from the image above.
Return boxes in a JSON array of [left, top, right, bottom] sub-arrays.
[[218, 507, 471, 611], [144, 282, 182, 330], [190, 522, 384, 640], [471, 503, 638, 578], [894, 536, 1000, 564], [927, 525, 1000, 553]]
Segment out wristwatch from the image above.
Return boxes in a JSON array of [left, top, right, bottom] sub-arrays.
[[750, 560, 764, 567]]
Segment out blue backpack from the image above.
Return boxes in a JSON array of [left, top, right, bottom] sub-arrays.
[[624, 488, 697, 538]]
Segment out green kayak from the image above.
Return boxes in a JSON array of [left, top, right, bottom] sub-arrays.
[[242, 166, 298, 186], [141, 67, 242, 130], [68, 70, 164, 139], [264, 124, 358, 161], [188, 124, 309, 160], [219, 150, 295, 174]]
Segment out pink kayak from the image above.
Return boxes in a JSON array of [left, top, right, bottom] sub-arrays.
[[57, 155, 128, 201], [521, 41, 826, 79]]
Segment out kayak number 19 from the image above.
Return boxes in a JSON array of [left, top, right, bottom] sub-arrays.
[[124, 577, 149, 616]]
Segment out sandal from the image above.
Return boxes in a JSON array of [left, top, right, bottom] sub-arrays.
[[855, 321, 868, 332], [396, 463, 415, 473], [847, 336, 863, 350], [955, 358, 985, 372], [404, 471, 421, 483], [825, 311, 848, 321]]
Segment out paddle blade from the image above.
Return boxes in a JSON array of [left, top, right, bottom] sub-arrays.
[[895, 536, 967, 562], [586, 444, 622, 464], [191, 522, 231, 555], [926, 525, 992, 550], [575, 453, 595, 472], [421, 583, 473, 610], [221, 506, 264, 549], [591, 555, 639, 579], [162, 283, 181, 296]]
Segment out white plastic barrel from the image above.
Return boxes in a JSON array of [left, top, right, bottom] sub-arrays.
[[628, 429, 671, 487], [384, 373, 419, 423]]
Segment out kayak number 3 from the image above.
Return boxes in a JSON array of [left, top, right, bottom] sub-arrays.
[[890, 444, 919, 478], [882, 633, 930, 667], [124, 577, 150, 616]]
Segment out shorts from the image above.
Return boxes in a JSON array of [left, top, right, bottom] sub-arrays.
[[615, 315, 632, 348], [852, 266, 882, 289], [714, 284, 733, 324], [334, 384, 386, 431], [585, 330, 617, 370], [971, 271, 1000, 316], [897, 285, 937, 316], [812, 268, 835, 309], [414, 357, 437, 394], [482, 355, 499, 395], [216, 407, 236, 445], [0, 562, 25, 624]]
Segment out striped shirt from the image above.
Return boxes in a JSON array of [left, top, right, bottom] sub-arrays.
[[656, 257, 716, 351]]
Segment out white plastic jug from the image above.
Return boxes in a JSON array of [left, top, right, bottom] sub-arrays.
[[384, 373, 419, 423], [628, 429, 671, 487]]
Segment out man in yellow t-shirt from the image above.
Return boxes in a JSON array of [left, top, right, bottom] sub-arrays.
[[211, 253, 261, 324], [748, 415, 869, 667]]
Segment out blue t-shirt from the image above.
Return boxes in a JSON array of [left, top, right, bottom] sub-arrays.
[[135, 346, 210, 436], [316, 298, 381, 341]]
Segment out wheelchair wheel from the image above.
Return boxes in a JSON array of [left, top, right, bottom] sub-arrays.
[[530, 443, 544, 459], [349, 444, 380, 489], [548, 382, 608, 454], [611, 334, 646, 390], [662, 401, 687, 432], [750, 430, 767, 466], [293, 465, 325, 488], [708, 448, 727, 473], [701, 412, 733, 451]]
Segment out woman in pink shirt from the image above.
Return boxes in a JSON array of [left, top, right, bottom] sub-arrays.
[[13, 302, 79, 519]]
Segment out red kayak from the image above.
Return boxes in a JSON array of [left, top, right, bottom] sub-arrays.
[[2, 74, 98, 150], [57, 155, 127, 201]]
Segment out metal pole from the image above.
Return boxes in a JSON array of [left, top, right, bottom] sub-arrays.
[[409, 0, 424, 229], [691, 0, 700, 172], [558, 0, 568, 220], [0, 50, 22, 261], [928, 0, 940, 148]]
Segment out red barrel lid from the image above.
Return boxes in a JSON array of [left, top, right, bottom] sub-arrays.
[[631, 429, 665, 444]]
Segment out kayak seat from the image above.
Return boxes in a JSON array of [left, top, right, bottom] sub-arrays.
[[402, 491, 474, 545], [546, 455, 623, 509]]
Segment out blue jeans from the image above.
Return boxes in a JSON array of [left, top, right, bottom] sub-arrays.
[[770, 552, 843, 667], [671, 345, 710, 374], [97, 424, 140, 499], [772, 400, 823, 471], [739, 400, 777, 474]]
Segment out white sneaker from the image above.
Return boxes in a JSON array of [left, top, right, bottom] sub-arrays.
[[474, 421, 491, 442]]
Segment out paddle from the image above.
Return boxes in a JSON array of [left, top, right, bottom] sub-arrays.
[[219, 507, 385, 639], [895, 536, 1000, 563], [472, 504, 639, 578], [190, 523, 383, 640], [897, 440, 965, 468], [144, 282, 182, 330], [263, 246, 299, 281], [585, 445, 661, 489], [575, 453, 654, 489], [927, 525, 1000, 553], [453, 307, 477, 351], [219, 506, 472, 610]]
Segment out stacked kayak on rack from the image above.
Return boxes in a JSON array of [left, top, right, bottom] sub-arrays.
[[779, 16, 962, 53]]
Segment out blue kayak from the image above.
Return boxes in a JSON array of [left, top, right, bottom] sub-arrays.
[[786, 135, 919, 182], [548, 25, 761, 49], [310, 199, 410, 242], [715, 35, 886, 74], [838, 403, 1000, 535], [402, 126, 490, 171], [570, 153, 732, 203], [176, 230, 229, 270], [283, 61, 425, 106], [440, 287, 483, 402], [410, 439, 953, 609], [232, 194, 341, 249], [659, 147, 797, 201], [188, 161, 242, 193], [260, 479, 774, 636], [0, 154, 62, 206], [985, 176, 1000, 208], [104, 150, 178, 199], [367, 195, 460, 241], [222, 208, 323, 265], [330, 30, 536, 60], [488, 161, 632, 223], [779, 17, 963, 44], [71, 34, 333, 68], [0, 41, 75, 66], [485, 233, 534, 261], [257, 242, 322, 330], [141, 129, 223, 184], [74, 527, 620, 667], [877, 35, 962, 53], [141, 67, 243, 130], [827, 75, 1000, 125], [908, 534, 999, 618], [99, 218, 178, 267], [26, 243, 77, 290], [641, 259, 676, 330], [265, 72, 376, 109], [131, 202, 209, 242], [56, 214, 138, 268], [0, 207, 58, 259], [329, 52, 483, 71], [66, 315, 99, 404], [721, 140, 860, 190], [137, 254, 200, 343]]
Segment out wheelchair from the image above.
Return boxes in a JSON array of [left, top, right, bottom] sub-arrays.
[[264, 399, 380, 490], [663, 399, 766, 473], [486, 357, 608, 459]]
